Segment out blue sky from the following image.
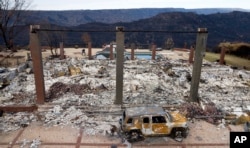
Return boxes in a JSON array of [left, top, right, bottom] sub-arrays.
[[32, 0, 250, 10]]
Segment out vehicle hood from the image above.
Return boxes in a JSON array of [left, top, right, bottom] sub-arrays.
[[170, 111, 187, 123]]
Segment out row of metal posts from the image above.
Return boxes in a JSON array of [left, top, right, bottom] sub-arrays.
[[30, 26, 226, 105], [59, 39, 225, 65]]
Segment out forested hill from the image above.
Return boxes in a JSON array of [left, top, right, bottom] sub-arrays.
[[7, 11, 250, 51], [66, 11, 250, 49], [28, 8, 248, 26]]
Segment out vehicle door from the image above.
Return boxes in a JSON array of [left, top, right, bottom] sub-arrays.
[[141, 116, 151, 135], [151, 116, 169, 134]]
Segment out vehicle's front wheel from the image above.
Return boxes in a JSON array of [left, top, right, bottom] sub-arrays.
[[127, 130, 144, 143], [182, 128, 189, 138], [171, 128, 189, 138]]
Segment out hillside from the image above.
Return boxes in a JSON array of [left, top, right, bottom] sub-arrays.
[[3, 11, 250, 51], [28, 8, 248, 26], [64, 11, 250, 49], [126, 11, 250, 49]]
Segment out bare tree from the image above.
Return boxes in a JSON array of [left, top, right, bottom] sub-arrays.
[[165, 37, 174, 50], [40, 24, 65, 57], [81, 32, 91, 45], [0, 0, 31, 52]]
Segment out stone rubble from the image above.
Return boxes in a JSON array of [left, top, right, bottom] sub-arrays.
[[0, 57, 250, 135]]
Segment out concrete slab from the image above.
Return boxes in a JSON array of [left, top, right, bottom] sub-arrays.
[[81, 135, 121, 144], [79, 146, 125, 148], [39, 146, 75, 148], [133, 146, 181, 148], [0, 120, 239, 148], [16, 122, 79, 144], [0, 128, 23, 144], [228, 124, 245, 132], [183, 120, 230, 144], [13, 144, 76, 148]]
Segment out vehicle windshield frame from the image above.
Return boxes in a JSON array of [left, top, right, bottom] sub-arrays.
[[165, 111, 173, 122]]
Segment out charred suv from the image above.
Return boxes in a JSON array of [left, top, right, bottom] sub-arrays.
[[119, 106, 189, 142]]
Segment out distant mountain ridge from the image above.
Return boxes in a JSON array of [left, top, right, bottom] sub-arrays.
[[3, 10, 250, 50], [28, 8, 249, 26], [63, 11, 250, 49]]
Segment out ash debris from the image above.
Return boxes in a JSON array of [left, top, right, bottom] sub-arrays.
[[46, 82, 91, 100], [18, 138, 41, 148], [0, 57, 250, 135], [180, 102, 224, 124]]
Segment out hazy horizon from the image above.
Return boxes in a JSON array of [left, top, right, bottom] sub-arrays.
[[33, 0, 250, 11]]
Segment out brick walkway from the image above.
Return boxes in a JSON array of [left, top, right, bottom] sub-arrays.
[[0, 120, 238, 148]]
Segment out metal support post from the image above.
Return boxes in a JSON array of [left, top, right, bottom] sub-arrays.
[[60, 42, 64, 59], [110, 44, 114, 60], [88, 42, 92, 60], [189, 28, 208, 102], [219, 46, 226, 65], [131, 43, 135, 60], [29, 25, 45, 104], [151, 44, 156, 60], [114, 27, 124, 105], [189, 45, 195, 64]]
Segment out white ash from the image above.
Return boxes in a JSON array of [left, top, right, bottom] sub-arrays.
[[0, 58, 249, 133], [0, 112, 37, 132], [43, 105, 119, 135], [19, 138, 41, 148]]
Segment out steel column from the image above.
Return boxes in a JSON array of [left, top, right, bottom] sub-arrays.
[[110, 44, 114, 60], [114, 27, 124, 105], [189, 45, 195, 63], [88, 42, 92, 60], [29, 25, 45, 104], [151, 44, 156, 60], [189, 28, 208, 102], [131, 43, 135, 60], [60, 42, 65, 59], [219, 46, 226, 65]]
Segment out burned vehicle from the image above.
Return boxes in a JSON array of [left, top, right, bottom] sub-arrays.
[[119, 106, 189, 142]]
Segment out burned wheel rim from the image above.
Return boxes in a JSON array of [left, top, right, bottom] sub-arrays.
[[127, 131, 144, 142], [130, 131, 139, 141]]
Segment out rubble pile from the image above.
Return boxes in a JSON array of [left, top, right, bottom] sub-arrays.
[[44, 105, 88, 126], [19, 138, 41, 148], [0, 75, 36, 105], [0, 112, 37, 132], [180, 102, 223, 124], [46, 82, 68, 99], [198, 66, 250, 114], [10, 92, 33, 104], [43, 105, 120, 135], [0, 57, 250, 134], [0, 62, 33, 87], [46, 82, 92, 100]]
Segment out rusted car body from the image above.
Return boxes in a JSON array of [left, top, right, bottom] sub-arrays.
[[120, 106, 189, 142]]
